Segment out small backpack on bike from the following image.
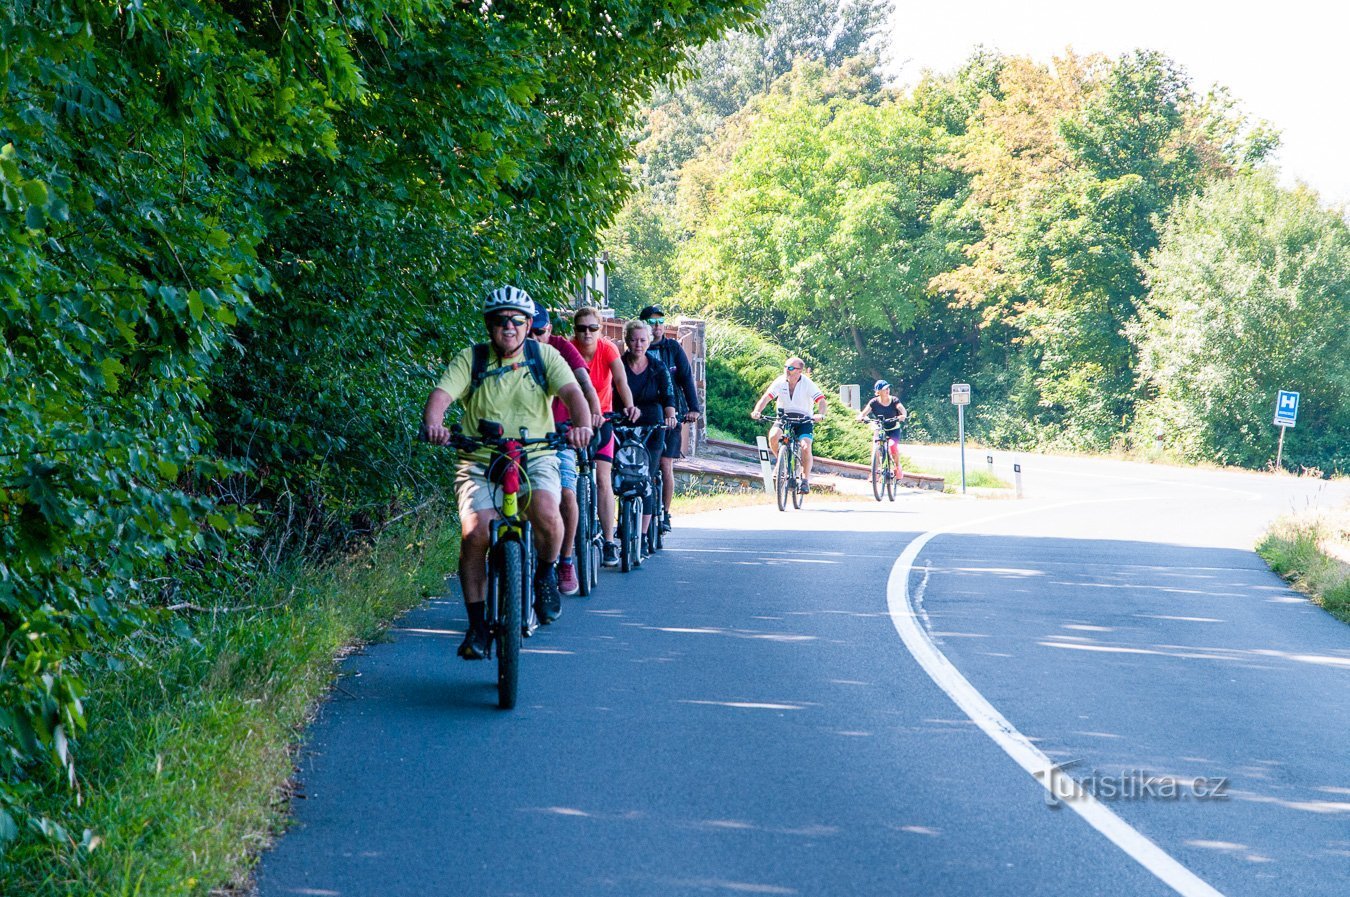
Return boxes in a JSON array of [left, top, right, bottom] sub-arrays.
[[465, 340, 549, 397], [612, 438, 652, 498]]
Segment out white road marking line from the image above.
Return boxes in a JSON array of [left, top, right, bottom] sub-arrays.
[[886, 502, 1227, 897]]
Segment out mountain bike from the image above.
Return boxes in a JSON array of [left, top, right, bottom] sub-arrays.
[[573, 435, 602, 596], [770, 410, 812, 511], [867, 419, 900, 502], [610, 421, 661, 572], [438, 420, 565, 710]]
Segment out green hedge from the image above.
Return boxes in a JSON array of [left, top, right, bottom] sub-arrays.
[[1, 0, 760, 849]]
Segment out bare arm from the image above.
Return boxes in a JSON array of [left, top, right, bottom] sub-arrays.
[[421, 388, 455, 444], [573, 366, 603, 427], [813, 395, 828, 420], [610, 356, 639, 422], [750, 388, 775, 419], [557, 382, 594, 449]]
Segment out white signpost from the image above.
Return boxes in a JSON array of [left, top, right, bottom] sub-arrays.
[[952, 383, 971, 494], [1273, 389, 1299, 470], [840, 384, 861, 412]]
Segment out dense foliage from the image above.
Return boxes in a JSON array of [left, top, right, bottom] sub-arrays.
[[614, 43, 1347, 471], [1, 0, 760, 850]]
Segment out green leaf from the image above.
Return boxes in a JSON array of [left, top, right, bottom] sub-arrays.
[[187, 292, 205, 320], [22, 179, 48, 206]]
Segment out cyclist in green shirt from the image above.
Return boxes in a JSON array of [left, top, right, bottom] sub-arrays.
[[422, 287, 593, 659]]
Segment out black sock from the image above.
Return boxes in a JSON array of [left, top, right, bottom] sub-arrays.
[[466, 601, 486, 629], [535, 559, 556, 581]]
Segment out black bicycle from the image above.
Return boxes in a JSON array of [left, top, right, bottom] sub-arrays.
[[768, 410, 812, 511], [645, 449, 666, 554], [436, 420, 565, 709], [610, 421, 661, 572], [867, 418, 901, 502], [573, 435, 602, 596]]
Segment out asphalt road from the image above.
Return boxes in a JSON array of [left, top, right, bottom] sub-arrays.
[[253, 455, 1350, 897]]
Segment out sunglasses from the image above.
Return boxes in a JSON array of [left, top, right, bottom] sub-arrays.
[[575, 324, 601, 333], [487, 314, 529, 330], [645, 317, 665, 325], [785, 365, 800, 371], [530, 327, 548, 337]]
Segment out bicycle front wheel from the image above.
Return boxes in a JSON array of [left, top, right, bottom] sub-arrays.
[[576, 471, 596, 596], [871, 445, 883, 501], [792, 453, 805, 509], [775, 445, 789, 511], [495, 539, 523, 710], [886, 462, 897, 502], [620, 497, 639, 572]]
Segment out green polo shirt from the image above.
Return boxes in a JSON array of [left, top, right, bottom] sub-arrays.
[[437, 342, 578, 461]]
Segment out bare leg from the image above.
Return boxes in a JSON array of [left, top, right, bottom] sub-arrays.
[[459, 508, 497, 605], [801, 439, 814, 481], [525, 490, 563, 564], [596, 459, 616, 541], [659, 455, 675, 516], [560, 487, 578, 558]]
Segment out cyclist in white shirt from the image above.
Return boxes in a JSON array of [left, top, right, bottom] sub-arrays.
[[750, 357, 827, 492]]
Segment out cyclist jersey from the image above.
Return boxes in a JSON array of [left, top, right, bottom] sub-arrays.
[[437, 341, 577, 462], [648, 335, 701, 416], [767, 374, 823, 416], [862, 396, 905, 430], [576, 335, 621, 413], [546, 335, 587, 424], [624, 353, 675, 426]]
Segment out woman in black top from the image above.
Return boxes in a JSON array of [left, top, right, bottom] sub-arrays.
[[858, 379, 907, 478], [622, 320, 677, 531]]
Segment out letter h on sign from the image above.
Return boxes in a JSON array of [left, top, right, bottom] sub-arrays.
[[1274, 390, 1299, 428]]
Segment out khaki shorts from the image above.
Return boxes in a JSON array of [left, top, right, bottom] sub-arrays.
[[455, 454, 561, 520]]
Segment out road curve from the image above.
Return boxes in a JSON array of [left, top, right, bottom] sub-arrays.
[[254, 461, 1349, 897]]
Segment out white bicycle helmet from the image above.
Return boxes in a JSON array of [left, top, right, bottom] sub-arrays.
[[483, 285, 535, 316]]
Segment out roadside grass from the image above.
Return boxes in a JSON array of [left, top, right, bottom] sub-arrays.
[[1257, 505, 1350, 624], [1, 507, 460, 897], [934, 469, 1012, 494]]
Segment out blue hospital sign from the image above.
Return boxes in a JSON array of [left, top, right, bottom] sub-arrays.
[[1274, 390, 1300, 428]]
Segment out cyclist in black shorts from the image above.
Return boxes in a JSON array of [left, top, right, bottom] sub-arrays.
[[858, 379, 907, 481], [638, 305, 701, 534]]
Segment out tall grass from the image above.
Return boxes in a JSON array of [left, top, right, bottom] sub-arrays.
[[1, 509, 460, 897], [1257, 507, 1350, 624]]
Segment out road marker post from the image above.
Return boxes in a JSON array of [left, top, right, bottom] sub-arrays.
[[986, 453, 994, 479], [755, 436, 774, 493], [1014, 462, 1023, 499]]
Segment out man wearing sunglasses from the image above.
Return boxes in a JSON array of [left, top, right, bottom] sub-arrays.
[[421, 286, 594, 659], [749, 357, 827, 493], [638, 305, 701, 533]]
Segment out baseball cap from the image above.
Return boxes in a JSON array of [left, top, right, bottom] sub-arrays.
[[531, 302, 551, 331], [638, 305, 665, 320]]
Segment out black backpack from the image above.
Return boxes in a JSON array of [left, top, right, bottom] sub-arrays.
[[465, 340, 549, 397]]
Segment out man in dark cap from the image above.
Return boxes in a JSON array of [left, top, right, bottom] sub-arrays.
[[638, 305, 701, 533]]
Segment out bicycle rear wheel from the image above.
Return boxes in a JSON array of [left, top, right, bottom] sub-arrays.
[[495, 539, 523, 710], [775, 445, 789, 511], [648, 469, 664, 551], [886, 461, 897, 501], [576, 471, 596, 596], [871, 445, 884, 501]]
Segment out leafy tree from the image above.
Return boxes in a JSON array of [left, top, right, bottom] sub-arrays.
[[678, 60, 961, 391], [1, 0, 761, 849], [1132, 174, 1350, 472], [636, 0, 893, 198]]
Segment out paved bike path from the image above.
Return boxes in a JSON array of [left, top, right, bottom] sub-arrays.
[[253, 507, 1176, 896]]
